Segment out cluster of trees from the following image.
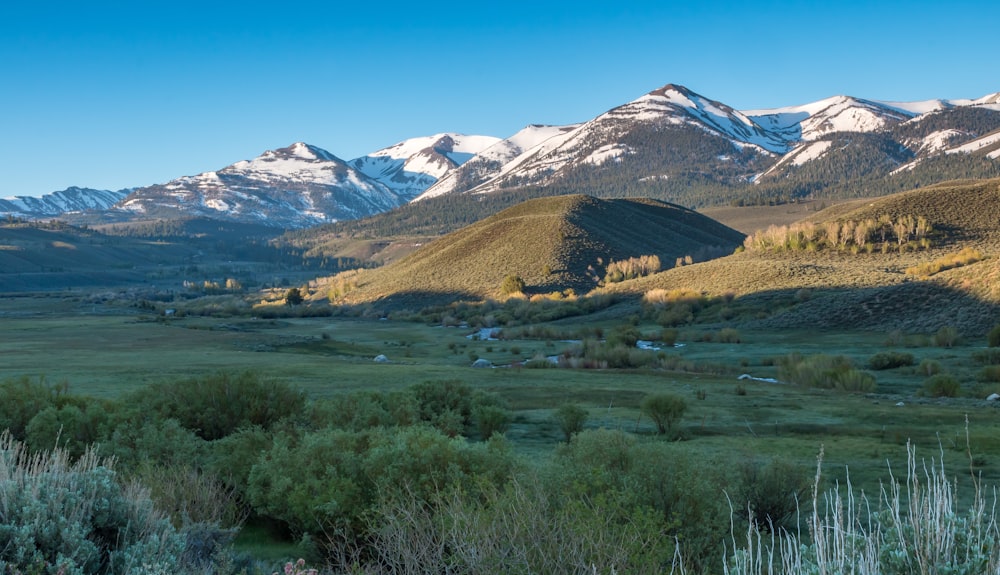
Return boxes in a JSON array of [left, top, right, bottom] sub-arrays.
[[183, 278, 245, 293], [603, 254, 662, 283], [744, 214, 933, 253]]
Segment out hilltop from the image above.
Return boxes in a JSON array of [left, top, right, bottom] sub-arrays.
[[317, 195, 744, 307]]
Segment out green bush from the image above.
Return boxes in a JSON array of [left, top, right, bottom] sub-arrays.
[[364, 471, 671, 574], [553, 431, 728, 573], [125, 371, 306, 441], [640, 393, 687, 435], [934, 326, 961, 348], [100, 416, 207, 473], [777, 354, 877, 392], [552, 403, 588, 442], [0, 376, 73, 442], [977, 365, 1000, 383], [473, 404, 511, 439], [25, 400, 110, 457], [990, 324, 1000, 347], [246, 427, 514, 539], [500, 274, 526, 296], [973, 348, 1000, 365], [716, 327, 742, 343], [733, 457, 810, 529], [409, 379, 505, 437], [308, 390, 418, 431], [606, 324, 641, 347], [916, 358, 943, 376], [921, 374, 961, 398], [867, 351, 915, 370], [0, 433, 185, 574]]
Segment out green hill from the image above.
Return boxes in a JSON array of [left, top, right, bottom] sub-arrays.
[[606, 178, 1000, 334], [320, 195, 745, 307]]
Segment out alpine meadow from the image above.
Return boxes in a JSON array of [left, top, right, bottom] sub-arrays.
[[5, 81, 1000, 575]]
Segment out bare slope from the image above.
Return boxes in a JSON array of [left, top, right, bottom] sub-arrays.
[[324, 195, 745, 306]]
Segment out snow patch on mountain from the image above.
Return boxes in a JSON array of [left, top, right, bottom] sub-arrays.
[[415, 125, 579, 200], [350, 133, 500, 199], [947, 130, 1000, 155], [119, 143, 404, 227], [0, 187, 129, 218], [911, 129, 969, 154]]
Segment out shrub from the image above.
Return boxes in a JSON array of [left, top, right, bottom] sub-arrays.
[[124, 371, 306, 441], [934, 326, 961, 348], [284, 287, 304, 306], [500, 274, 526, 296], [24, 400, 110, 457], [640, 393, 687, 435], [363, 471, 671, 575], [0, 376, 71, 442], [717, 327, 742, 343], [867, 351, 915, 370], [409, 379, 504, 437], [0, 433, 185, 574], [977, 366, 1000, 383], [133, 462, 248, 529], [973, 348, 1000, 365], [605, 324, 641, 347], [726, 443, 1000, 575], [246, 427, 514, 539], [473, 404, 511, 439], [308, 390, 418, 431], [777, 354, 876, 392], [990, 324, 1000, 348], [552, 404, 588, 442], [734, 457, 810, 529], [921, 374, 961, 397], [917, 358, 943, 376]]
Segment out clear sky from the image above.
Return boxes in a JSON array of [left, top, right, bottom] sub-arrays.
[[3, 0, 998, 197]]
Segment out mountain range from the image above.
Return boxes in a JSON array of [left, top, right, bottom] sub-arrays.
[[5, 83, 999, 228]]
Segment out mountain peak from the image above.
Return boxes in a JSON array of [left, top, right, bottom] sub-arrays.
[[268, 142, 340, 163]]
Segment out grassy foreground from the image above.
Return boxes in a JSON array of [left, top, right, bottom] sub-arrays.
[[4, 290, 1000, 573]]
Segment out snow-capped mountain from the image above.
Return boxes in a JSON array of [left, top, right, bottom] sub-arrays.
[[0, 187, 129, 218], [424, 84, 787, 198], [746, 96, 913, 142], [419, 84, 1000, 205], [416, 125, 579, 201], [349, 133, 500, 199], [17, 83, 1000, 227], [118, 143, 404, 228]]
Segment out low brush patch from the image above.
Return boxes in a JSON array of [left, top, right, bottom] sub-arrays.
[[905, 247, 984, 277]]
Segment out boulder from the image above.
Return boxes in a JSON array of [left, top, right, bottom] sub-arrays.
[[373, 354, 389, 363], [471, 358, 493, 368]]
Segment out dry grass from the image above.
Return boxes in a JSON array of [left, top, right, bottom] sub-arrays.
[[725, 440, 1000, 575]]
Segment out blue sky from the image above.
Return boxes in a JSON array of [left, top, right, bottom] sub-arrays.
[[3, 0, 998, 197]]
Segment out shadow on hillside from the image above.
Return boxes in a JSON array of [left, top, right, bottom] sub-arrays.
[[741, 281, 1000, 335], [368, 289, 483, 312]]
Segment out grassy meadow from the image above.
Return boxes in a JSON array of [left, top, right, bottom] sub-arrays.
[[4, 292, 999, 495]]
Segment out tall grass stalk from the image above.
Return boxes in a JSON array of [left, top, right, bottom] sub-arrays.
[[724, 442, 1000, 574]]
